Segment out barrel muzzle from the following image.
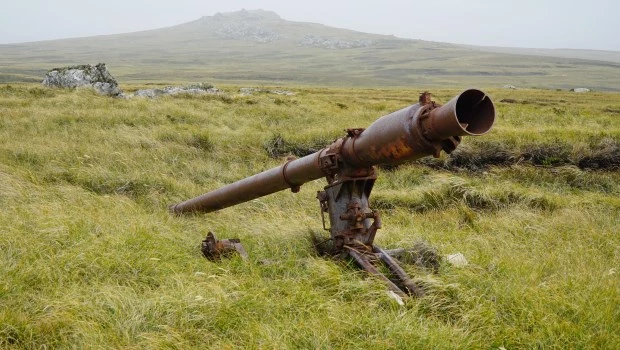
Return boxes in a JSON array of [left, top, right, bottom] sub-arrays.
[[423, 89, 495, 141]]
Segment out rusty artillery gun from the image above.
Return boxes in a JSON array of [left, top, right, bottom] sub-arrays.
[[170, 89, 495, 298]]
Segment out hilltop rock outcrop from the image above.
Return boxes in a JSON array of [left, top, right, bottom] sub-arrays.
[[42, 63, 122, 96], [210, 9, 284, 42], [300, 35, 373, 49], [216, 24, 283, 42]]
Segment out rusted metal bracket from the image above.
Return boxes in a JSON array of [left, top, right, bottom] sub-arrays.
[[282, 156, 301, 193], [201, 232, 248, 260], [316, 190, 330, 231], [346, 128, 365, 137], [419, 91, 433, 106]]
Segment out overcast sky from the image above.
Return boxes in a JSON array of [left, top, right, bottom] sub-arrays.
[[1, 0, 618, 51]]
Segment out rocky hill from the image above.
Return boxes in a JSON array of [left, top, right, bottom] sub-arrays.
[[1, 9, 618, 90]]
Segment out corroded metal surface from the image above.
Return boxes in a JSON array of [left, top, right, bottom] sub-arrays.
[[201, 232, 248, 260], [340, 89, 495, 167]]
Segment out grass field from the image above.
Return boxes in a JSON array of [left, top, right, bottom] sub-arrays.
[[0, 84, 618, 348]]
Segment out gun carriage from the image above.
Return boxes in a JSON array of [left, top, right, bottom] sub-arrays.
[[171, 89, 495, 297]]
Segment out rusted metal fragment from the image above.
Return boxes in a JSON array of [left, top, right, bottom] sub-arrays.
[[201, 232, 248, 260]]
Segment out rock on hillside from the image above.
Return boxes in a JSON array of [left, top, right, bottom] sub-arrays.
[[570, 88, 591, 93], [203, 10, 285, 43], [239, 87, 294, 96], [190, 10, 375, 48], [134, 84, 219, 98], [42, 63, 122, 96], [215, 23, 283, 42], [300, 35, 373, 49]]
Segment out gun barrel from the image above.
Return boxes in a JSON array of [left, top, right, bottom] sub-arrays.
[[170, 89, 495, 214], [169, 149, 327, 214]]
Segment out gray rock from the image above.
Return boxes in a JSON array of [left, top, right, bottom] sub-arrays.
[[133, 84, 219, 98], [503, 84, 517, 89], [210, 10, 284, 43], [386, 291, 405, 306], [215, 24, 283, 42], [42, 63, 122, 96], [239, 87, 258, 95], [239, 87, 294, 96], [570, 88, 590, 93], [270, 90, 295, 96], [446, 252, 468, 267], [299, 35, 373, 49]]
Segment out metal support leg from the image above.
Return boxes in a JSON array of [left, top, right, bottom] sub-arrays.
[[374, 245, 424, 297], [347, 247, 409, 298]]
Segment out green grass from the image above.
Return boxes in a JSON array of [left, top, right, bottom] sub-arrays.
[[0, 84, 618, 348]]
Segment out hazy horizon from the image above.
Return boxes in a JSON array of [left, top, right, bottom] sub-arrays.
[[1, 0, 619, 51]]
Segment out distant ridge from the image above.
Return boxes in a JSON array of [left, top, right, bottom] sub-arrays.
[[1, 9, 618, 90], [467, 45, 620, 64]]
